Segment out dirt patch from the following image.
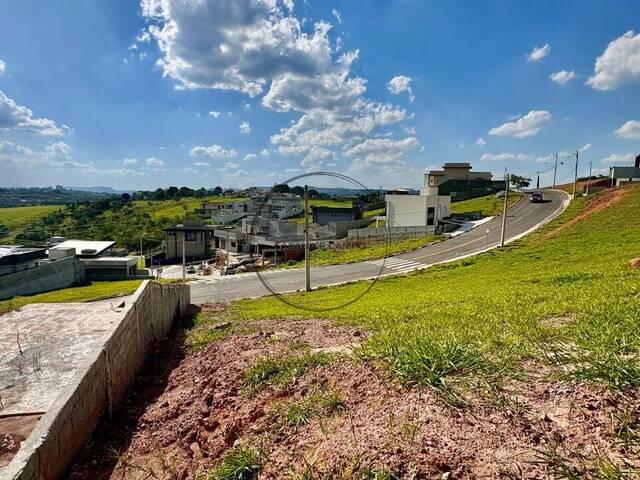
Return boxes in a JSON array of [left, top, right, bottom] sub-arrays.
[[66, 315, 638, 479], [629, 257, 640, 270], [544, 187, 627, 240], [0, 413, 42, 468], [539, 313, 575, 328]]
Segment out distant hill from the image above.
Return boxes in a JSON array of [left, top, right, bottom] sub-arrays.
[[0, 187, 115, 208], [68, 186, 134, 194]]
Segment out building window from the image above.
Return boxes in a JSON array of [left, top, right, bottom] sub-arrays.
[[185, 231, 198, 241]]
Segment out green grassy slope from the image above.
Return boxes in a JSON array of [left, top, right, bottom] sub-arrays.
[[450, 192, 523, 216], [134, 196, 246, 220], [0, 205, 63, 242], [279, 235, 441, 268], [234, 185, 640, 394]]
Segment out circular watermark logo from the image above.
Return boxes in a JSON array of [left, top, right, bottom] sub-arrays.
[[249, 171, 391, 312]]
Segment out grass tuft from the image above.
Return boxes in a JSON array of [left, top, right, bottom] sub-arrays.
[[272, 387, 344, 431], [243, 351, 332, 394], [203, 445, 260, 480]]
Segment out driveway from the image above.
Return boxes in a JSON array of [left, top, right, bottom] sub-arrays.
[[191, 189, 570, 304]]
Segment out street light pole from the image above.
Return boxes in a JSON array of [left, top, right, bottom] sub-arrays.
[[553, 153, 558, 189], [304, 185, 311, 292], [572, 150, 579, 198], [587, 161, 593, 195], [500, 173, 510, 247]]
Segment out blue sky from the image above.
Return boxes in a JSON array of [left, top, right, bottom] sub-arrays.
[[1, 0, 640, 190]]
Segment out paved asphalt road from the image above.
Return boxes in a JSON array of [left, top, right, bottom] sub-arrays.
[[191, 189, 570, 304]]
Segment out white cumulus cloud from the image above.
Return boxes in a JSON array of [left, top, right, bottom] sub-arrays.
[[190, 144, 238, 159], [0, 90, 69, 136], [387, 75, 414, 102], [601, 153, 635, 165], [489, 110, 552, 138], [139, 0, 413, 176], [239, 121, 251, 134], [550, 70, 576, 84], [209, 110, 221, 118], [615, 120, 640, 139], [475, 137, 486, 146], [587, 31, 640, 90], [527, 44, 550, 62], [0, 59, 5, 75], [480, 153, 533, 162], [145, 157, 165, 167]]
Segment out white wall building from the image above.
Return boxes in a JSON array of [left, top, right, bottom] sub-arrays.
[[202, 200, 248, 224], [248, 195, 303, 220], [385, 186, 450, 230]]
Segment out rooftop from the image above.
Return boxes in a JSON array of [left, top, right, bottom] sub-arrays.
[[49, 239, 116, 257], [164, 223, 217, 232], [0, 246, 47, 267], [611, 166, 640, 178]]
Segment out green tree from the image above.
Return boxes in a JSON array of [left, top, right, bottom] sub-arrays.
[[272, 183, 291, 194], [510, 175, 531, 189]]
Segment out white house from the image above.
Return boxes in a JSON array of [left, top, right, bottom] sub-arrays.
[[385, 186, 451, 230]]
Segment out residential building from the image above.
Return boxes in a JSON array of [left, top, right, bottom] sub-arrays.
[[248, 195, 303, 220], [610, 155, 640, 186], [81, 256, 139, 278], [424, 163, 492, 189], [385, 187, 451, 231], [200, 200, 248, 224], [163, 221, 216, 261], [312, 205, 363, 225], [0, 245, 47, 276]]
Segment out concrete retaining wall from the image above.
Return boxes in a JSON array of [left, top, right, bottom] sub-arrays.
[[3, 280, 190, 480], [0, 256, 85, 301]]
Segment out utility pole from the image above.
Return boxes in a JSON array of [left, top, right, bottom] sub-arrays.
[[572, 150, 580, 198], [553, 153, 558, 189], [304, 185, 311, 292], [536, 171, 540, 189], [500, 173, 510, 247], [587, 161, 593, 195], [182, 235, 186, 284]]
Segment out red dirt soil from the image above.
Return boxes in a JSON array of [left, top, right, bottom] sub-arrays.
[[544, 187, 627, 240], [0, 413, 42, 468], [65, 307, 639, 479]]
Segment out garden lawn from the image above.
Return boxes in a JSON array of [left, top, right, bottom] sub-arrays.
[[450, 191, 523, 217], [0, 280, 143, 313], [234, 185, 640, 395]]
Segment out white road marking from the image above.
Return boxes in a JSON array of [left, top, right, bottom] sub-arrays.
[[367, 257, 425, 273]]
